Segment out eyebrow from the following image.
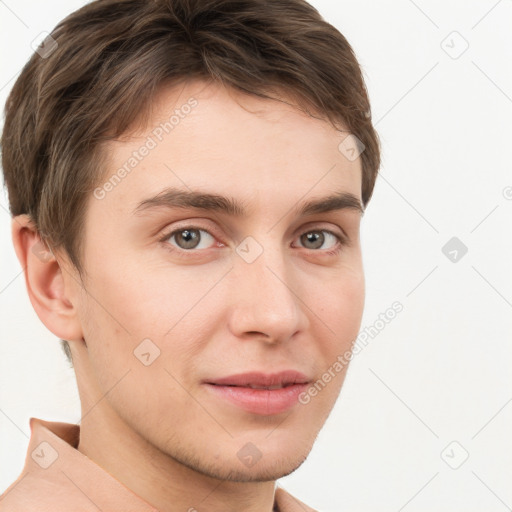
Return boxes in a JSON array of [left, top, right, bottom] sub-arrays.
[[133, 187, 364, 218]]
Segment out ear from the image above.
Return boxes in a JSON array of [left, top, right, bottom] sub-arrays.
[[11, 214, 84, 342]]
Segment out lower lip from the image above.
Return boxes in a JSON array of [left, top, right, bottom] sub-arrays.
[[204, 383, 309, 415]]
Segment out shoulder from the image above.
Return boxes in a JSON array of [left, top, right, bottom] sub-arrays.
[[0, 417, 95, 512], [0, 469, 94, 512]]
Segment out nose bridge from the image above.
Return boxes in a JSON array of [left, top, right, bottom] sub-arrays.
[[228, 235, 306, 341]]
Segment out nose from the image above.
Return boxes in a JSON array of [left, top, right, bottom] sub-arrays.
[[227, 242, 309, 344]]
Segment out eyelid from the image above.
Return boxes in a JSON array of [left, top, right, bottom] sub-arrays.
[[294, 220, 347, 241], [158, 224, 223, 252], [293, 227, 347, 252]]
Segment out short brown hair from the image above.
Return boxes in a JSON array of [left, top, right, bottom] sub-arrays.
[[1, 0, 380, 363]]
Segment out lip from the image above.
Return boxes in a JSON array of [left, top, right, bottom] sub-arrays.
[[203, 370, 311, 415], [205, 370, 310, 387]]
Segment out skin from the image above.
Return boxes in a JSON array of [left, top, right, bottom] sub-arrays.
[[12, 80, 365, 512]]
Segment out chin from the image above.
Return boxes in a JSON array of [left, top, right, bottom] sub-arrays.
[[170, 439, 313, 483], [203, 452, 310, 483]]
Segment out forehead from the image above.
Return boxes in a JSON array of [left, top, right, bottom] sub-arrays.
[[92, 80, 362, 219]]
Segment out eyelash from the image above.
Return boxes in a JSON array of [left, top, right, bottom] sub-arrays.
[[158, 225, 347, 257]]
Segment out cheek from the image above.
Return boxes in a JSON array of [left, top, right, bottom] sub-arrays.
[[79, 255, 218, 370], [316, 269, 365, 352]]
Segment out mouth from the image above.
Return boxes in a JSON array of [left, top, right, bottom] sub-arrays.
[[203, 370, 311, 415], [205, 369, 310, 388], [213, 383, 292, 390], [208, 381, 299, 391]]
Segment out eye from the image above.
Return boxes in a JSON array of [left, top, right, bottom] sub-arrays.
[[160, 227, 218, 251], [158, 225, 346, 256], [294, 229, 344, 253]]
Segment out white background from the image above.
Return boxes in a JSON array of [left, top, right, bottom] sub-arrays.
[[1, 1, 511, 511]]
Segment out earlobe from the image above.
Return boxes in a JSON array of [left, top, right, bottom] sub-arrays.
[[11, 214, 84, 342]]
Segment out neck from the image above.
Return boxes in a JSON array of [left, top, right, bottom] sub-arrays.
[[76, 389, 277, 512]]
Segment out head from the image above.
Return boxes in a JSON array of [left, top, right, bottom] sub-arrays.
[[3, 0, 380, 483]]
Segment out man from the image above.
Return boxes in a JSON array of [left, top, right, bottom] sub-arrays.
[[0, 0, 380, 510]]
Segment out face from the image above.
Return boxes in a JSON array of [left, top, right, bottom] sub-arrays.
[[69, 80, 365, 482]]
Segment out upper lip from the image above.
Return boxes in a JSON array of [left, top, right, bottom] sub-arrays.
[[205, 370, 310, 387]]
